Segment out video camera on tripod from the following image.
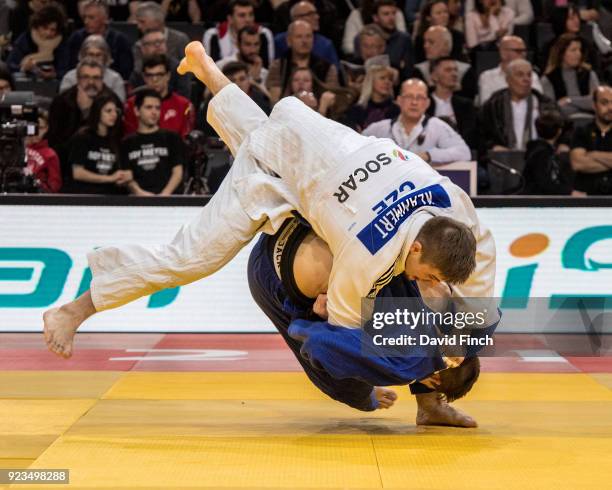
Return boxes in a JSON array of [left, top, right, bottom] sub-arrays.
[[0, 91, 39, 193]]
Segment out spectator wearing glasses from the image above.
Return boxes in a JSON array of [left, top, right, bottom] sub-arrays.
[[48, 58, 121, 181], [363, 78, 471, 165], [274, 1, 339, 71], [123, 54, 194, 138], [130, 28, 191, 99], [60, 34, 125, 102], [478, 35, 542, 105], [132, 2, 189, 73], [67, 0, 133, 80]]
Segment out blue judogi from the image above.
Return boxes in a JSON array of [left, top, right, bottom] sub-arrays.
[[247, 232, 440, 411]]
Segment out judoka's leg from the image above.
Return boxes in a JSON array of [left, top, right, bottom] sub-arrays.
[[247, 235, 397, 411], [44, 50, 280, 358]]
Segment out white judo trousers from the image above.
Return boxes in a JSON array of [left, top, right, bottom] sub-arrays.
[[88, 83, 497, 328]]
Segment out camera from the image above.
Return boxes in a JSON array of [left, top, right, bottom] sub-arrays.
[[0, 91, 39, 193], [183, 130, 211, 196]]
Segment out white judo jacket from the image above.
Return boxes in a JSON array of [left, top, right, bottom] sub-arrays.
[[89, 84, 497, 328]]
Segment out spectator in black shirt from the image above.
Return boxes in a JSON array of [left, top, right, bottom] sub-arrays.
[[570, 86, 612, 195], [48, 58, 122, 181], [523, 110, 574, 195], [122, 88, 185, 196], [69, 93, 131, 194]]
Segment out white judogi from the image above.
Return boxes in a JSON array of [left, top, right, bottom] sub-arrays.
[[89, 84, 497, 328]]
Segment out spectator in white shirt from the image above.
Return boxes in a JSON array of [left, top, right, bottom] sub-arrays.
[[478, 35, 542, 105], [363, 78, 471, 165]]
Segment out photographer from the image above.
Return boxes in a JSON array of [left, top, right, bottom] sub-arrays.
[[24, 109, 62, 193], [6, 3, 69, 81]]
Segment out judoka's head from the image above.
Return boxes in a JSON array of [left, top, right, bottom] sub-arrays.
[[425, 356, 480, 402], [404, 216, 476, 285]]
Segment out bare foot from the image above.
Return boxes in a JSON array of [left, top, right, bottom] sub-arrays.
[[415, 392, 477, 427], [177, 41, 215, 85], [43, 307, 81, 359], [374, 387, 397, 409]]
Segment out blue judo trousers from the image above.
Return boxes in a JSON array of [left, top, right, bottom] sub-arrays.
[[247, 233, 444, 411]]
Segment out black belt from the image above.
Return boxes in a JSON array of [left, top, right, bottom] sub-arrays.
[[266, 215, 315, 310]]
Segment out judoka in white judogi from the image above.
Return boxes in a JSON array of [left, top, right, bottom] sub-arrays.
[[88, 83, 498, 328]]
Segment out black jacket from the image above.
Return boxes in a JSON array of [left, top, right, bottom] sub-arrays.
[[479, 89, 559, 152], [427, 94, 477, 149], [522, 139, 574, 195]]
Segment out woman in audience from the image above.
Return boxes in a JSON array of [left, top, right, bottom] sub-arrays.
[[343, 0, 407, 55], [6, 3, 69, 80], [343, 64, 398, 132], [288, 67, 354, 120], [542, 34, 599, 117], [59, 35, 125, 101], [68, 94, 131, 195], [546, 4, 608, 77], [465, 0, 514, 51], [413, 0, 466, 62]]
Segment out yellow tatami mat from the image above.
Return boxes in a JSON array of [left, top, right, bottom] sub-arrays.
[[2, 371, 611, 489]]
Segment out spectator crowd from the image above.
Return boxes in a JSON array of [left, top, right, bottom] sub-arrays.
[[1, 0, 612, 196]]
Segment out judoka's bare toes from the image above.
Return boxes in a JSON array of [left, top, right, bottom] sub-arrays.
[[43, 308, 78, 359], [178, 41, 214, 82], [416, 398, 477, 427], [374, 387, 397, 409]]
